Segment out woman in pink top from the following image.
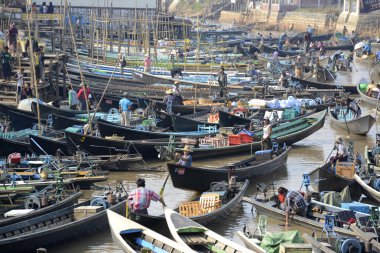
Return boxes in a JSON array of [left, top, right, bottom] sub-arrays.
[[143, 54, 152, 73]]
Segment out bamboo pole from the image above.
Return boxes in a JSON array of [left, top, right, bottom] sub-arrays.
[[26, 0, 41, 136]]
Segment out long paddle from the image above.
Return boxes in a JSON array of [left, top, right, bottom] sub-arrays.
[[159, 174, 170, 206], [324, 145, 336, 164], [343, 110, 350, 139]]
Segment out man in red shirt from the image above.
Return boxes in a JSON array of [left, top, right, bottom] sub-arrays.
[[77, 83, 92, 110], [128, 178, 166, 214]]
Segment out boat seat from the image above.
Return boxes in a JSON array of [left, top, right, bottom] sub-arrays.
[[336, 210, 356, 226]]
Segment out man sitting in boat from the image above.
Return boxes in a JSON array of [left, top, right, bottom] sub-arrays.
[[175, 145, 192, 167], [128, 178, 166, 215], [238, 124, 254, 137], [277, 186, 308, 226], [363, 41, 372, 55], [344, 97, 360, 118], [330, 137, 349, 169]]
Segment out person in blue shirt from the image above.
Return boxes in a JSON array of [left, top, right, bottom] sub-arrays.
[[176, 145, 192, 167], [238, 124, 254, 137], [119, 92, 133, 126], [363, 41, 372, 55], [376, 50, 380, 62]]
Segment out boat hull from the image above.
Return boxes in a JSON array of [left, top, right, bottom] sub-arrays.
[[328, 108, 375, 135], [291, 76, 358, 94]]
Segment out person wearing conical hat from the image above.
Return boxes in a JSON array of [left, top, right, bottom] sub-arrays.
[[176, 145, 192, 167], [330, 136, 348, 168], [163, 89, 174, 113]]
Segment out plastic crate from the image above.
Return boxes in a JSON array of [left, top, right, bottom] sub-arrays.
[[341, 203, 371, 214], [228, 135, 241, 145], [240, 134, 253, 143]]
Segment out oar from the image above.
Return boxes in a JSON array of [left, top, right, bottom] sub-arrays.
[[343, 109, 350, 139], [324, 145, 336, 164], [159, 174, 170, 206]]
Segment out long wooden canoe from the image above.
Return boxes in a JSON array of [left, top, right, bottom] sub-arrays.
[[172, 110, 326, 159], [31, 101, 94, 119], [354, 174, 380, 203], [243, 197, 356, 237], [357, 82, 379, 106], [291, 76, 358, 94], [165, 208, 254, 253], [308, 162, 362, 201], [107, 210, 188, 253], [168, 147, 289, 192], [328, 107, 375, 135]]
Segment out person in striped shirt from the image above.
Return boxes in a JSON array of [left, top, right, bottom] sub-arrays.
[[128, 179, 166, 214]]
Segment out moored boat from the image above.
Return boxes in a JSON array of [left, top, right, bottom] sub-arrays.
[[168, 147, 289, 192], [328, 106, 375, 135], [107, 210, 188, 253], [357, 82, 379, 106], [165, 208, 254, 253], [291, 76, 358, 94]]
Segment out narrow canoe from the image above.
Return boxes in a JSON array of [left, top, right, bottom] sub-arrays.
[[0, 198, 126, 253], [354, 174, 380, 204], [309, 162, 362, 201], [0, 137, 32, 156], [171, 112, 218, 132], [291, 76, 358, 94], [165, 208, 254, 253], [168, 147, 289, 192], [29, 134, 68, 155], [31, 101, 94, 119], [129, 180, 249, 228], [172, 110, 326, 159], [243, 197, 356, 237], [328, 107, 375, 135], [357, 82, 379, 106], [107, 210, 188, 253]]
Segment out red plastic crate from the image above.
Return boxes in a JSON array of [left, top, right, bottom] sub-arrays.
[[228, 135, 241, 145], [240, 134, 253, 143]]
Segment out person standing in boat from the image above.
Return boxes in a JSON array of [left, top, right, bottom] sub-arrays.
[[176, 145, 193, 167], [217, 67, 228, 98], [143, 54, 152, 73], [15, 68, 24, 103], [261, 118, 272, 150], [119, 92, 133, 127], [163, 89, 175, 113], [7, 23, 18, 56], [278, 32, 287, 51], [118, 53, 126, 75], [128, 178, 166, 215], [77, 82, 92, 111], [330, 137, 349, 168], [294, 56, 304, 78], [1, 46, 12, 85], [278, 186, 308, 227], [173, 81, 183, 105], [67, 84, 79, 110]]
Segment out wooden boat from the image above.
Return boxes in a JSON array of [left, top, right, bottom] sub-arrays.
[[64, 130, 176, 159], [370, 60, 380, 83], [0, 137, 32, 156], [0, 191, 82, 227], [170, 110, 326, 159], [107, 210, 188, 253], [218, 109, 251, 127], [168, 147, 289, 192], [0, 108, 44, 131], [354, 174, 380, 203], [171, 111, 218, 132], [262, 45, 303, 57], [357, 82, 379, 106], [243, 197, 355, 237], [29, 134, 68, 155], [328, 106, 375, 135], [97, 119, 218, 140], [31, 101, 94, 119], [236, 232, 267, 253], [291, 76, 358, 94], [288, 33, 333, 44], [129, 180, 249, 228], [0, 196, 127, 253], [137, 97, 210, 115], [165, 208, 254, 253], [51, 114, 87, 130], [363, 145, 380, 174], [309, 162, 362, 201]]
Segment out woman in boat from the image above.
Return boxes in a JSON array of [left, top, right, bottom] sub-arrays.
[[128, 178, 166, 215], [176, 145, 192, 167], [261, 118, 272, 150], [77, 83, 92, 111], [278, 186, 308, 227], [163, 89, 175, 113], [330, 137, 349, 168]]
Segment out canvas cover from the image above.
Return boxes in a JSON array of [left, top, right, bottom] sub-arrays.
[[321, 186, 352, 207], [260, 230, 303, 253]]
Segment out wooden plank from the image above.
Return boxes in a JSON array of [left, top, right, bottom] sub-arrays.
[[302, 234, 335, 253]]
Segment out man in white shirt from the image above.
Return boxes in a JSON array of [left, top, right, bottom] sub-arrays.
[[330, 137, 349, 169]]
